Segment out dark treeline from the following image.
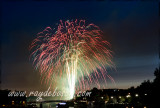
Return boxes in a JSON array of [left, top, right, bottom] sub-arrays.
[[75, 68, 160, 108], [0, 68, 160, 108], [134, 67, 160, 108]]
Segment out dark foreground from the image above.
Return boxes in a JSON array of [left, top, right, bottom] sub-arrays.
[[0, 102, 150, 108]]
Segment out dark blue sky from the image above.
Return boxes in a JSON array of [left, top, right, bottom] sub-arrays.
[[1, 1, 159, 91]]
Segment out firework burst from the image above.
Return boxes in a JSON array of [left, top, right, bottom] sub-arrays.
[[30, 19, 115, 100]]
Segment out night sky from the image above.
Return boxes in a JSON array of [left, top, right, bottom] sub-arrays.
[[1, 1, 159, 92]]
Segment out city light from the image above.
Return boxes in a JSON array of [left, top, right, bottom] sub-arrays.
[[59, 103, 66, 105], [126, 94, 131, 98], [12, 101, 14, 105], [111, 96, 113, 99], [135, 94, 139, 97]]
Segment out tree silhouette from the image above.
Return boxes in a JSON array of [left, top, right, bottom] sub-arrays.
[[153, 68, 160, 84]]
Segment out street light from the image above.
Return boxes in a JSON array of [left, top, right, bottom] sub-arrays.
[[111, 96, 113, 99], [126, 95, 131, 98], [135, 94, 139, 97], [12, 101, 14, 105]]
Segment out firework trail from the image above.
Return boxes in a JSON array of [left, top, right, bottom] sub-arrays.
[[30, 20, 115, 100]]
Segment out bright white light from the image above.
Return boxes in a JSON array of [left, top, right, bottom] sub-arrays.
[[135, 94, 139, 97], [126, 95, 131, 98], [111, 96, 113, 99], [59, 102, 66, 105], [145, 94, 147, 96]]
